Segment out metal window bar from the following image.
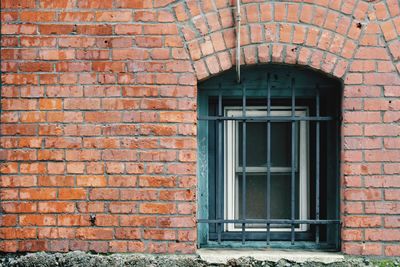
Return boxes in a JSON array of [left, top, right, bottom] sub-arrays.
[[197, 116, 334, 121], [290, 77, 296, 245], [315, 85, 320, 244], [266, 73, 271, 245], [217, 92, 223, 244], [242, 84, 247, 244], [335, 105, 341, 251], [198, 219, 340, 224], [198, 76, 340, 247]]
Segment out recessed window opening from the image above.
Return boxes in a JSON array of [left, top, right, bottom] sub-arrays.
[[197, 65, 342, 250]]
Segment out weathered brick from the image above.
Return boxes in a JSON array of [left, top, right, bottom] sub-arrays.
[[1, 0, 400, 257]]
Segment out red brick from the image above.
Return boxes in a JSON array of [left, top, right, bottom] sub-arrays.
[[115, 228, 141, 239], [19, 62, 52, 72], [59, 188, 86, 200], [160, 185, 193, 197], [76, 0, 111, 8], [38, 228, 75, 239], [366, 229, 400, 241], [106, 163, 124, 174], [158, 216, 196, 228], [90, 188, 119, 200], [1, 99, 37, 110], [365, 125, 399, 136], [365, 150, 400, 162], [95, 215, 119, 226], [108, 202, 136, 214], [77, 175, 107, 187], [120, 189, 157, 200], [20, 189, 57, 200], [139, 203, 176, 214], [1, 189, 19, 200], [139, 176, 175, 187], [76, 228, 113, 240], [365, 202, 400, 214], [75, 203, 103, 213], [341, 229, 362, 241], [0, 214, 17, 226], [18, 240, 48, 252], [20, 12, 55, 22], [385, 245, 400, 256], [58, 215, 90, 226], [384, 189, 400, 200], [38, 150, 64, 161], [119, 216, 157, 227], [0, 0, 399, 257], [364, 73, 400, 85], [66, 150, 101, 161], [20, 215, 56, 226], [0, 228, 37, 240], [4, 150, 37, 161], [83, 137, 120, 148], [20, 163, 46, 174], [343, 242, 382, 256], [343, 216, 381, 227], [38, 202, 75, 213], [144, 229, 176, 240], [343, 111, 381, 123], [39, 50, 75, 61], [365, 176, 400, 187], [1, 175, 36, 187], [147, 242, 168, 253], [38, 176, 74, 187], [344, 189, 382, 201], [1, 202, 37, 213]]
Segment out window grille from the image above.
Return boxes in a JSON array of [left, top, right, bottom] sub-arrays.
[[197, 67, 341, 250]]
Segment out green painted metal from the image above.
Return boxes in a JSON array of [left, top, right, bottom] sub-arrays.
[[201, 241, 338, 251], [197, 64, 342, 248], [197, 93, 209, 246]]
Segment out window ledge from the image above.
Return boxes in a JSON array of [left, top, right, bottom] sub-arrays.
[[197, 248, 344, 264]]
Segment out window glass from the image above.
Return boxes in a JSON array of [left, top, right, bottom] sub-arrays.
[[237, 174, 300, 221], [238, 122, 293, 167]]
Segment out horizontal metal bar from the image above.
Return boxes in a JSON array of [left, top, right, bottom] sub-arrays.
[[198, 219, 340, 224], [198, 116, 334, 121], [202, 240, 337, 250], [200, 85, 335, 91], [209, 232, 313, 242], [236, 166, 292, 172]]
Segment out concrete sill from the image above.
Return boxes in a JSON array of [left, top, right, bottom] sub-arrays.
[[197, 248, 345, 264]]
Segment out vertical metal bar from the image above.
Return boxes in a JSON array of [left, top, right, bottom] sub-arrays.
[[315, 85, 320, 244], [235, 0, 241, 83], [290, 77, 296, 245], [241, 84, 247, 244], [335, 102, 341, 251], [217, 92, 223, 244], [266, 73, 271, 245]]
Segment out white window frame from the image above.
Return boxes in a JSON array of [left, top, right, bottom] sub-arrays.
[[224, 106, 309, 232]]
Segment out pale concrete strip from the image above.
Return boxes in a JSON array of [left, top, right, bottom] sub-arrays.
[[197, 248, 345, 264]]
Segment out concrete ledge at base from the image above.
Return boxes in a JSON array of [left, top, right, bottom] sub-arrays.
[[197, 248, 345, 264], [1, 251, 400, 267]]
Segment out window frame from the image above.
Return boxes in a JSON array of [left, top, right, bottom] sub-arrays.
[[197, 65, 342, 250], [224, 106, 309, 232]]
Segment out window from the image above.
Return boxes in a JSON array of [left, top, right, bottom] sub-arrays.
[[197, 65, 341, 250], [225, 107, 308, 233]]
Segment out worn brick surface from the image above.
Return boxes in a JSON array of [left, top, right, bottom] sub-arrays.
[[1, 0, 400, 256]]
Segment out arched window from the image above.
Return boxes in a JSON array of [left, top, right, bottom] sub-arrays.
[[197, 65, 342, 250]]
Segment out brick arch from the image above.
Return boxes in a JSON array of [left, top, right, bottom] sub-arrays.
[[170, 0, 370, 81]]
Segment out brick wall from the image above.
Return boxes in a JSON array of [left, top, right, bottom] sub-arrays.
[[1, 0, 399, 256]]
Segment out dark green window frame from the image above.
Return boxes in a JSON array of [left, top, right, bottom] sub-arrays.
[[197, 65, 342, 250]]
